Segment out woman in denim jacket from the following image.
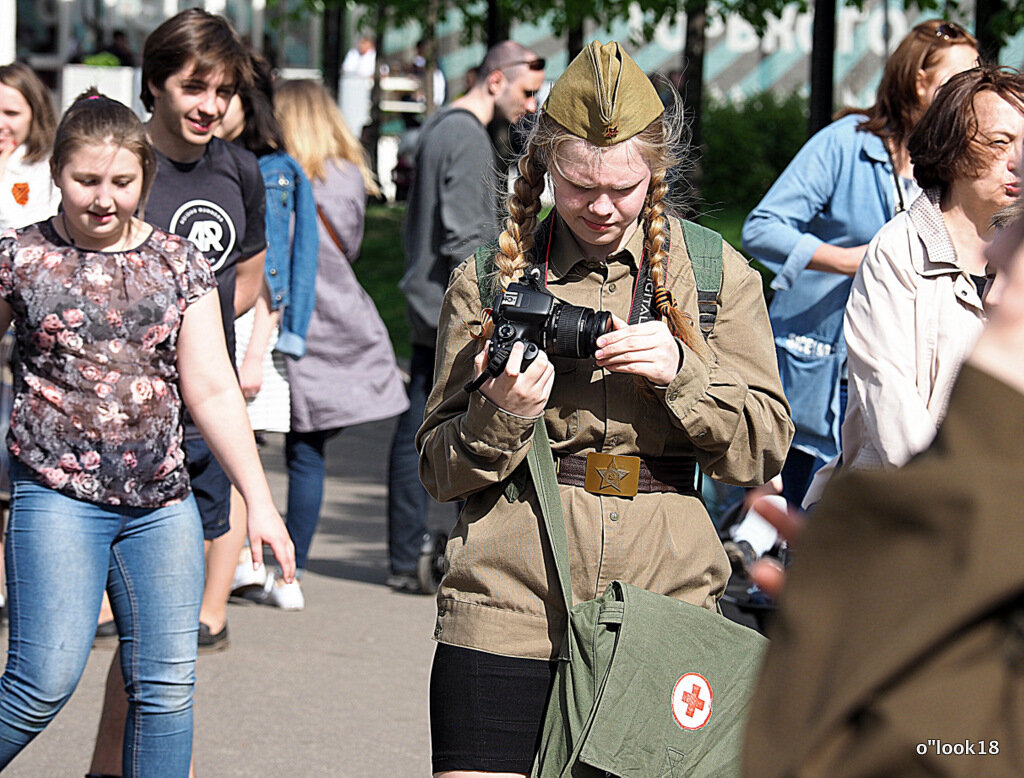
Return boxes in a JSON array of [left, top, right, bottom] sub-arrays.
[[742, 20, 977, 505], [211, 54, 320, 616]]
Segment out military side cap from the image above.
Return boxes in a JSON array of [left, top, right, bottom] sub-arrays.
[[544, 41, 663, 147]]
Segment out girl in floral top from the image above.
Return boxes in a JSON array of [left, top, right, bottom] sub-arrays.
[[0, 90, 295, 775]]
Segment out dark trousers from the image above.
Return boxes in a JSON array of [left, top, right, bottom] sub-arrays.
[[386, 344, 436, 575], [781, 379, 849, 507]]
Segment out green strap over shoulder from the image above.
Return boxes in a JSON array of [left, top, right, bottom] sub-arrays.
[[677, 218, 723, 337], [526, 419, 575, 658]]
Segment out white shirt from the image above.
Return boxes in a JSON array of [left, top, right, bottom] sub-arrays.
[[342, 47, 376, 79], [0, 146, 60, 230]]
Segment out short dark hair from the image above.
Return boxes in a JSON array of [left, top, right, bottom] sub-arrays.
[[0, 62, 57, 164], [478, 40, 534, 82], [908, 65, 1024, 192], [51, 88, 157, 213], [140, 9, 253, 112]]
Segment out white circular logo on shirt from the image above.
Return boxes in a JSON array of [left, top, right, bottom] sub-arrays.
[[169, 200, 237, 271], [671, 673, 713, 730]]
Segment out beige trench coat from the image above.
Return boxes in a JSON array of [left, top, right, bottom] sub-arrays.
[[805, 189, 985, 506]]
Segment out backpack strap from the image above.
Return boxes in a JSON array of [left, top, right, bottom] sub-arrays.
[[677, 218, 723, 338], [473, 240, 500, 307]]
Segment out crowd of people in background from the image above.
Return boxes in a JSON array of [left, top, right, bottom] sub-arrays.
[[0, 6, 1023, 776]]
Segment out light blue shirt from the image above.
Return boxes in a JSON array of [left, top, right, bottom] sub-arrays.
[[742, 113, 897, 461]]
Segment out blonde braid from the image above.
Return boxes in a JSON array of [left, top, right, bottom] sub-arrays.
[[494, 145, 547, 289], [643, 168, 712, 364]]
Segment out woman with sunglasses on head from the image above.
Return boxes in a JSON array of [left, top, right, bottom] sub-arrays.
[[802, 66, 1024, 506], [742, 20, 979, 507]]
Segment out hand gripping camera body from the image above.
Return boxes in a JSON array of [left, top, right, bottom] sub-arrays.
[[464, 266, 613, 393]]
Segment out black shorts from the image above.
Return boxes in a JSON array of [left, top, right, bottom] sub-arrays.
[[430, 642, 557, 774], [184, 437, 231, 541]]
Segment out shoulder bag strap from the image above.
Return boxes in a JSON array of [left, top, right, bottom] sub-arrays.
[[318, 205, 347, 257], [526, 419, 575, 659]]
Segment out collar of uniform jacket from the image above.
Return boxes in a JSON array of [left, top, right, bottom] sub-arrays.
[[545, 212, 645, 281]]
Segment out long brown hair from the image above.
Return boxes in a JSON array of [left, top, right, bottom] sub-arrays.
[[0, 62, 57, 164], [494, 103, 711, 362], [840, 20, 978, 150], [274, 79, 380, 196]]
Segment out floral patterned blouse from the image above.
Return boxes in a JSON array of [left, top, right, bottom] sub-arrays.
[[0, 220, 217, 507]]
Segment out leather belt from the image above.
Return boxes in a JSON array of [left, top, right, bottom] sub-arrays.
[[556, 453, 699, 497]]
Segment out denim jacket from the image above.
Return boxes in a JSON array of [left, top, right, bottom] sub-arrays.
[[742, 114, 896, 461], [259, 150, 319, 358]]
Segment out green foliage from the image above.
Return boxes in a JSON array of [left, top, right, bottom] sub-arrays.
[[314, 0, 808, 49], [700, 90, 808, 216], [355, 203, 411, 361]]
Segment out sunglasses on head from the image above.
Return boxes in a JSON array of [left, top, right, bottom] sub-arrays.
[[930, 22, 968, 41], [499, 57, 546, 72]]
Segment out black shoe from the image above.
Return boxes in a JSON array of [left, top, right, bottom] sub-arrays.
[[386, 572, 428, 595], [198, 622, 229, 653]]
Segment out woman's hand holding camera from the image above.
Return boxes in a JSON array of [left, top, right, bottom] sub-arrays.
[[474, 340, 555, 417], [594, 315, 682, 386]]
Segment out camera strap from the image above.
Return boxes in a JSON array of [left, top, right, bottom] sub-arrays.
[[537, 212, 655, 327], [628, 255, 655, 326]]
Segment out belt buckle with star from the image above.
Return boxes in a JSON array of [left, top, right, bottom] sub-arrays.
[[584, 452, 640, 497]]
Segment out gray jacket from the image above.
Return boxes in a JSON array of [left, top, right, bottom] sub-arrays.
[[399, 106, 501, 347]]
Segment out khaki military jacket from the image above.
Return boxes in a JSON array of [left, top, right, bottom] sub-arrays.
[[743, 365, 1024, 777], [417, 216, 793, 660]]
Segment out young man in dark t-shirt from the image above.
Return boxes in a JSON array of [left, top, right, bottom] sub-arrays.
[[140, 9, 267, 650], [89, 10, 268, 775]]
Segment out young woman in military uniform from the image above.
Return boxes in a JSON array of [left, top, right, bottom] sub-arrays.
[[417, 42, 794, 777]]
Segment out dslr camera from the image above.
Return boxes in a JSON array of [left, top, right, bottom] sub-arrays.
[[464, 266, 612, 393]]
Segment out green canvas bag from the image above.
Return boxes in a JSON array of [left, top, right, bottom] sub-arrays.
[[526, 399, 767, 778]]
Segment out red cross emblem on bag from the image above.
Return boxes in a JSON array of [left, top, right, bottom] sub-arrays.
[[671, 673, 712, 729]]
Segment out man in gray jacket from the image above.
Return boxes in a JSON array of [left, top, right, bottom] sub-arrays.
[[387, 41, 545, 591]]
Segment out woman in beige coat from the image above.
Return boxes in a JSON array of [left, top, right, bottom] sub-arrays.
[[806, 66, 1024, 505]]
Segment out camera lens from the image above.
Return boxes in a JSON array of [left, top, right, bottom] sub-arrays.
[[549, 304, 612, 358]]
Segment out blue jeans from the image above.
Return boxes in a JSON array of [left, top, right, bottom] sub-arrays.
[[781, 380, 849, 507], [386, 344, 434, 575], [0, 466, 204, 776], [285, 427, 342, 571]]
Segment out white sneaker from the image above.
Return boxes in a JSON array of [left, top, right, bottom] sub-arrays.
[[232, 545, 268, 594], [261, 570, 305, 611]]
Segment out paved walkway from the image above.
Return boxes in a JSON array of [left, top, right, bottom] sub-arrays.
[[2, 417, 450, 777]]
